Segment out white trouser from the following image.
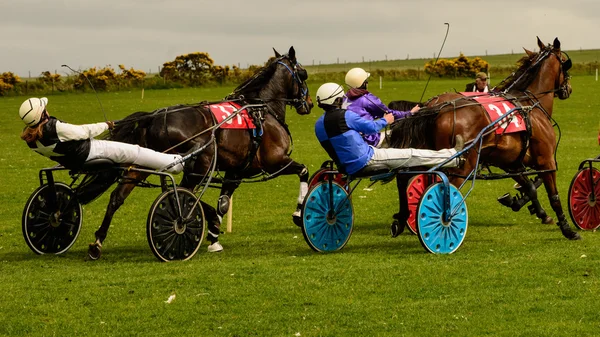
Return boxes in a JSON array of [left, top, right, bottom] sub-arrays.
[[87, 139, 184, 173], [367, 146, 458, 170]]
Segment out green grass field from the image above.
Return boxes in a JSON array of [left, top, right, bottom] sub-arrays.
[[1, 76, 600, 336]]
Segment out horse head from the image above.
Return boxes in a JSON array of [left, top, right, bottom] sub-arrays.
[[514, 37, 572, 100], [544, 37, 572, 100], [272, 46, 314, 115]]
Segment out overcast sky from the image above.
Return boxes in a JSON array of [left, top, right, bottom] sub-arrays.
[[2, 0, 599, 77]]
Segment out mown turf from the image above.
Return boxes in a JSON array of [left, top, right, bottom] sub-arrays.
[[1, 76, 599, 336]]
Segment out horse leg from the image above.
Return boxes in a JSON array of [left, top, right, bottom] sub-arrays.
[[200, 200, 223, 252], [284, 163, 309, 227], [391, 173, 410, 237], [88, 171, 147, 260], [203, 173, 242, 252], [179, 172, 225, 252], [539, 171, 581, 240], [498, 176, 552, 224]]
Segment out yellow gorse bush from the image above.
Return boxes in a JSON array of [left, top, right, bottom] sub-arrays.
[[425, 53, 489, 78]]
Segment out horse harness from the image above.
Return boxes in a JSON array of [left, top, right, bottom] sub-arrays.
[[426, 93, 536, 171]]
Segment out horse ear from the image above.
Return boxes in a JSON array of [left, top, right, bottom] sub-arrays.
[[523, 48, 535, 58], [553, 37, 561, 50], [273, 48, 281, 58], [288, 46, 296, 61], [537, 36, 545, 50]]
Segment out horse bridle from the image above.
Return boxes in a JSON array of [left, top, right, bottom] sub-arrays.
[[553, 50, 572, 98], [276, 56, 310, 112], [504, 47, 572, 97]]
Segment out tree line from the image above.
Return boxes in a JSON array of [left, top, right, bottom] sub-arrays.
[[1, 52, 598, 96]]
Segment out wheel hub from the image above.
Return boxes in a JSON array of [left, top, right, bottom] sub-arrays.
[[49, 211, 61, 228], [174, 219, 187, 234], [588, 193, 597, 207], [326, 213, 337, 225]]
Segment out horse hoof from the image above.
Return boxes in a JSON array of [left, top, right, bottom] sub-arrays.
[[292, 214, 302, 227], [561, 229, 582, 241], [541, 216, 554, 224], [88, 243, 102, 260], [390, 220, 405, 238], [497, 193, 513, 208]]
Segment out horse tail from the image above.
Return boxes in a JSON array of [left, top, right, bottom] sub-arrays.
[[108, 111, 155, 144], [75, 170, 120, 205], [389, 111, 438, 149]]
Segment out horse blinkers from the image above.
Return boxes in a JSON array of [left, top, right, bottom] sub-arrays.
[[291, 63, 313, 114], [556, 51, 572, 99]]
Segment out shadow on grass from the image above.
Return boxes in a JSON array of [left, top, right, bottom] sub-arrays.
[[3, 245, 161, 264]]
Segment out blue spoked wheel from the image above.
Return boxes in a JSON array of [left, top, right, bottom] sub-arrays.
[[301, 181, 354, 252], [417, 182, 468, 254]]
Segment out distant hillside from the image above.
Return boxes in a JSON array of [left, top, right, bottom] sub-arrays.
[[304, 49, 600, 74]]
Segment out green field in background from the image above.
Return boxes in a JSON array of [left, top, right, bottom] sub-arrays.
[[0, 76, 599, 336]]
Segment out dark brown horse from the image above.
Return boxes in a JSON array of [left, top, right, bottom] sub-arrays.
[[390, 37, 580, 240], [81, 47, 313, 258]]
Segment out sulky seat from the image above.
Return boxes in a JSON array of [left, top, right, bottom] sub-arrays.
[[78, 158, 117, 172], [349, 164, 390, 179]]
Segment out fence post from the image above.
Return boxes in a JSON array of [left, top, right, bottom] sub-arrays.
[[596, 68, 598, 81], [379, 76, 382, 89], [226, 196, 233, 233]]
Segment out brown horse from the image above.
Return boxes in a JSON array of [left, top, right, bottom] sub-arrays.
[[80, 46, 314, 259], [390, 37, 579, 240]]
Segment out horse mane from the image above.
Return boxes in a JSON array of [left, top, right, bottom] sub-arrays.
[[494, 50, 544, 92], [226, 57, 280, 99], [388, 100, 420, 112], [389, 108, 439, 149]]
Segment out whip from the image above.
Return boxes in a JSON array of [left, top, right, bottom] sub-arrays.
[[62, 64, 109, 126], [418, 23, 450, 104]]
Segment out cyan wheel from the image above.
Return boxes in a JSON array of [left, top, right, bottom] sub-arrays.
[[301, 181, 353, 252], [417, 183, 468, 254], [568, 167, 600, 230], [147, 188, 205, 262], [22, 183, 82, 255]]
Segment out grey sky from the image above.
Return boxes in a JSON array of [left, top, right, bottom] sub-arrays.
[[2, 0, 599, 77]]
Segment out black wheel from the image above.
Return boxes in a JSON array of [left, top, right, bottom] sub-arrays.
[[22, 183, 82, 255], [147, 188, 205, 262]]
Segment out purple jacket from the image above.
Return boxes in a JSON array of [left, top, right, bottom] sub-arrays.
[[343, 89, 411, 146]]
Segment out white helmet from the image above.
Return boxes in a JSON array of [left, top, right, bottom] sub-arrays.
[[316, 83, 345, 106], [19, 97, 48, 126], [345, 68, 370, 89]]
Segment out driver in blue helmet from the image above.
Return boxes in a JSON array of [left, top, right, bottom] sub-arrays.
[[314, 83, 464, 176]]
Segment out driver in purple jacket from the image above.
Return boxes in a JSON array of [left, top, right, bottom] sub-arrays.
[[343, 67, 419, 148]]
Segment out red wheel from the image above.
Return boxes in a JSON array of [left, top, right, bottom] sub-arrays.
[[307, 168, 347, 191], [568, 167, 600, 230], [406, 174, 440, 234]]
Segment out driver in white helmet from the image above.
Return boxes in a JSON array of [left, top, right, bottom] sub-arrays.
[[344, 67, 419, 148], [314, 83, 463, 175], [19, 97, 184, 173]]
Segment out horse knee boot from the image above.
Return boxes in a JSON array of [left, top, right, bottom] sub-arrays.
[[218, 195, 230, 216]]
